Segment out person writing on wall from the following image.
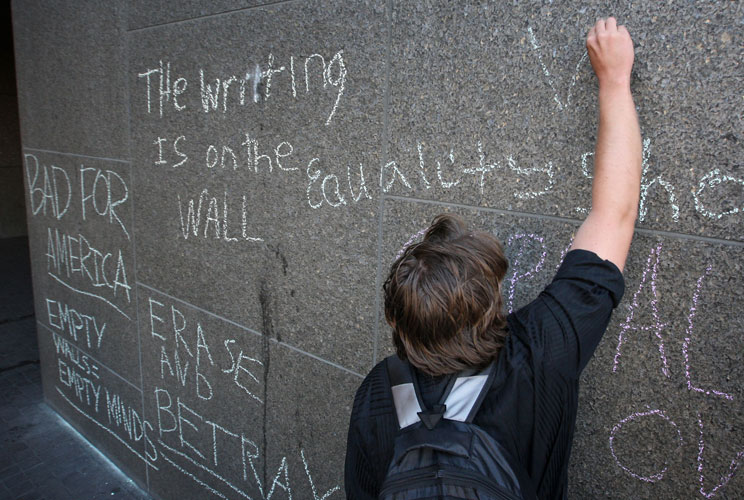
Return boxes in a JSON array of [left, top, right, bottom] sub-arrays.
[[345, 17, 642, 499]]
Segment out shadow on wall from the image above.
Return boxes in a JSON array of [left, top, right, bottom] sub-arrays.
[[1, 1, 26, 238]]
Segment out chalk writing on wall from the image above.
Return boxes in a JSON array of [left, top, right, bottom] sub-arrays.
[[24, 154, 131, 238], [137, 52, 346, 125], [505, 233, 547, 314], [46, 314, 341, 500], [45, 227, 131, 319], [177, 189, 264, 243], [148, 296, 264, 403], [608, 243, 741, 497], [609, 409, 683, 483], [12, 1, 744, 500], [500, 232, 742, 497], [45, 297, 107, 350], [137, 285, 344, 499], [146, 131, 742, 245], [152, 386, 337, 500], [527, 25, 588, 112], [135, 40, 743, 251], [42, 323, 154, 468]]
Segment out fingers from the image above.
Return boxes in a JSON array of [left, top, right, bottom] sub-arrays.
[[588, 17, 630, 47], [592, 17, 623, 35]]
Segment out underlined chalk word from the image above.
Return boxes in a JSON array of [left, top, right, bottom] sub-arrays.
[[45, 227, 132, 319]]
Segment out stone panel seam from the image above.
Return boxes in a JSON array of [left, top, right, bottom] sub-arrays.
[[136, 281, 364, 378], [372, 0, 394, 369], [276, 339, 363, 378], [22, 147, 131, 164], [385, 194, 585, 225], [37, 321, 143, 393], [122, 2, 151, 487], [633, 227, 744, 247], [372, 196, 385, 368], [385, 194, 744, 247], [127, 0, 300, 33]]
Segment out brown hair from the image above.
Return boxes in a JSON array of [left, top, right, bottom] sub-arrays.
[[384, 214, 509, 376]]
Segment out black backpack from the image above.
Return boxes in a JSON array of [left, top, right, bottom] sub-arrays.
[[379, 355, 528, 500]]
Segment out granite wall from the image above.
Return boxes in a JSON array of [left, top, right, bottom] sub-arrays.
[[12, 1, 743, 499]]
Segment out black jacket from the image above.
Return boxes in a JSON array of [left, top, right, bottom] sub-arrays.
[[345, 250, 625, 499]]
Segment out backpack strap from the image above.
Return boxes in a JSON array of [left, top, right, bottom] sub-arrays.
[[386, 355, 426, 429], [387, 356, 497, 428], [442, 360, 496, 423]]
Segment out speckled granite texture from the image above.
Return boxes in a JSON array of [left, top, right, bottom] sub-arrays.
[[11, 0, 743, 498]]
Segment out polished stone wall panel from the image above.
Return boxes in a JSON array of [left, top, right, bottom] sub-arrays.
[[128, 0, 273, 31], [22, 150, 139, 386], [128, 0, 387, 375], [11, 0, 130, 158], [385, 1, 743, 240]]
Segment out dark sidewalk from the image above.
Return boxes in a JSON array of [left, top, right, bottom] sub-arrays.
[[0, 237, 150, 500]]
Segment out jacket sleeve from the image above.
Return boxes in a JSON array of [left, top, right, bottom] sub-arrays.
[[344, 423, 379, 500], [511, 249, 625, 379]]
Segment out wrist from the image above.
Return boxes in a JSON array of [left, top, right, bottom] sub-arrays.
[[598, 78, 632, 95]]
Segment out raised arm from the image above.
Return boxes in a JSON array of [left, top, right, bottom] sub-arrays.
[[570, 17, 642, 272]]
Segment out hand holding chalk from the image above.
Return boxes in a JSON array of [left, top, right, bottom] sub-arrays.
[[586, 17, 635, 90]]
